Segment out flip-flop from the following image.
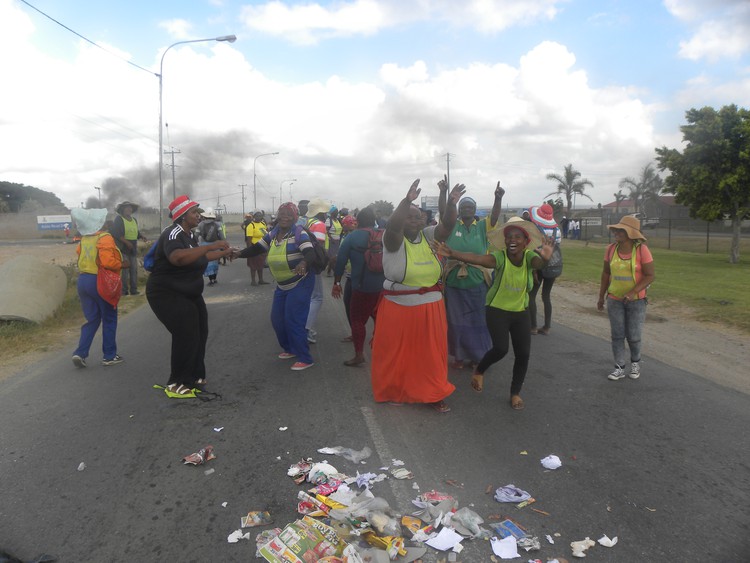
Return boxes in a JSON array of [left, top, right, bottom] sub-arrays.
[[431, 401, 451, 413], [343, 359, 365, 367], [153, 383, 197, 399], [471, 374, 484, 393], [449, 361, 465, 369], [340, 336, 353, 343], [510, 395, 525, 410]]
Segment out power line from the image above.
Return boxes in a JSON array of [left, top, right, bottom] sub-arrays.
[[18, 0, 155, 76]]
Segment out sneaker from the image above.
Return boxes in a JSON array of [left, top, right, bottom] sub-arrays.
[[629, 361, 641, 379], [278, 352, 296, 359], [306, 330, 317, 344], [71, 355, 87, 368], [102, 355, 124, 366], [291, 361, 314, 371], [607, 365, 626, 380]]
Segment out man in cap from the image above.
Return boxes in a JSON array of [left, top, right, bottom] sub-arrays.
[[112, 201, 148, 296]]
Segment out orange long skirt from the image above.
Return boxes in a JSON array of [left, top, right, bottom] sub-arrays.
[[371, 297, 455, 404]]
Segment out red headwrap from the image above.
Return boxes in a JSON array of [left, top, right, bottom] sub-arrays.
[[277, 202, 299, 223]]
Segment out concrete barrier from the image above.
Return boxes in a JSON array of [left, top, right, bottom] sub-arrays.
[[0, 256, 67, 323]]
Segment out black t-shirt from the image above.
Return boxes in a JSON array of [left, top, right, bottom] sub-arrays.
[[146, 223, 207, 297]]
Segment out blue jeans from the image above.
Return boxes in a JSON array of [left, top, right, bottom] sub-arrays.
[[606, 297, 646, 366], [73, 273, 118, 359], [272, 273, 315, 364], [305, 273, 323, 332]]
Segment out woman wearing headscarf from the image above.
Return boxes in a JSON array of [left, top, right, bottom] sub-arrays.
[[527, 203, 563, 335], [146, 195, 232, 396], [237, 202, 319, 371], [597, 216, 655, 381], [434, 216, 554, 410], [443, 183, 503, 369], [371, 177, 464, 413], [197, 208, 225, 286], [70, 208, 124, 368]]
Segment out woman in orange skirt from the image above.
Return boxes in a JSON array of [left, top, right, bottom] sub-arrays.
[[371, 177, 464, 412]]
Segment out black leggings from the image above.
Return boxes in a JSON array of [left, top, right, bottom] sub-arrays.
[[476, 307, 531, 395], [147, 290, 208, 387], [528, 275, 555, 329]]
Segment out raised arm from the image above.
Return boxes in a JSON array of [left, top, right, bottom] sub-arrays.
[[490, 182, 504, 227], [434, 180, 466, 242], [384, 179, 421, 252]]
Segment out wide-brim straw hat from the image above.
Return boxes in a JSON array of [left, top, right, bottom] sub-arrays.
[[306, 198, 330, 217], [115, 201, 139, 214], [71, 208, 108, 235], [488, 216, 544, 251], [607, 215, 646, 241]]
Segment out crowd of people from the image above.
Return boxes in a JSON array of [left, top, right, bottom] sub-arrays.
[[69, 186, 655, 410]]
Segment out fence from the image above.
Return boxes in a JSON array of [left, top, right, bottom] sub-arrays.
[[576, 213, 749, 255]]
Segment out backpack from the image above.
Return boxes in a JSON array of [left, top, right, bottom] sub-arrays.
[[295, 224, 328, 274], [143, 241, 158, 272], [362, 228, 384, 273], [200, 221, 220, 243]]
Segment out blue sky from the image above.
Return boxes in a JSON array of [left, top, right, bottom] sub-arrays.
[[1, 0, 748, 212]]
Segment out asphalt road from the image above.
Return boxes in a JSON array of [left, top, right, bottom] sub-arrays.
[[1, 259, 748, 563]]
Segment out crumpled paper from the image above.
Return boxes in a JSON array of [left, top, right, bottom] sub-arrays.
[[317, 445, 372, 463], [541, 454, 562, 470], [571, 537, 595, 557], [598, 534, 618, 547], [227, 529, 250, 543]]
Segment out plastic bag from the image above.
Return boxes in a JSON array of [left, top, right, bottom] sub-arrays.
[[317, 445, 372, 464]]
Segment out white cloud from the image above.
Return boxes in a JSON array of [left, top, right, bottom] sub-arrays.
[[665, 0, 750, 61], [240, 0, 566, 44], [158, 18, 194, 39]]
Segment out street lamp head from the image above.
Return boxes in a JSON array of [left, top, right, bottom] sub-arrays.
[[216, 35, 237, 43]]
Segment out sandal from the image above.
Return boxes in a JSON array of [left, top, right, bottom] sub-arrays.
[[538, 327, 550, 335], [449, 361, 465, 369], [530, 328, 539, 335], [431, 400, 451, 413], [510, 395, 525, 410], [343, 358, 365, 367], [195, 378, 207, 385], [340, 336, 353, 343], [471, 374, 484, 393]]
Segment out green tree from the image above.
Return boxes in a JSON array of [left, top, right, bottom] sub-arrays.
[[368, 199, 394, 219], [655, 104, 750, 263], [613, 190, 627, 215], [545, 164, 594, 217], [0, 181, 66, 212], [618, 163, 663, 215]]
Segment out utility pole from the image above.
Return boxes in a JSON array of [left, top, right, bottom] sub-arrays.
[[271, 196, 276, 212], [445, 152, 454, 187], [239, 184, 248, 215], [164, 147, 181, 200]]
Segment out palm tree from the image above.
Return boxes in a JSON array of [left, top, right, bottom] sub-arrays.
[[618, 163, 663, 215], [613, 190, 627, 215], [545, 164, 594, 217]]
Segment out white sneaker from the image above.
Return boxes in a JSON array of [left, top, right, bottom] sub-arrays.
[[608, 365, 626, 380], [72, 355, 87, 368], [306, 329, 317, 344], [629, 361, 641, 379]]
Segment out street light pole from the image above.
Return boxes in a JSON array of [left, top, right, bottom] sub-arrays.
[[94, 186, 101, 206], [279, 179, 297, 206], [253, 151, 279, 212], [158, 34, 236, 230]]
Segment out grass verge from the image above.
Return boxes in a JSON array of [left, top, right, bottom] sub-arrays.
[[559, 240, 750, 333]]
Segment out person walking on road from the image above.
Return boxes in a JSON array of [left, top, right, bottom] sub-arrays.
[[597, 215, 655, 381], [245, 210, 269, 286], [331, 207, 384, 367], [237, 202, 320, 371], [434, 216, 554, 410], [111, 201, 148, 296], [527, 203, 563, 335], [70, 208, 125, 368], [146, 196, 232, 396], [370, 177, 464, 413], [303, 198, 330, 344], [197, 208, 225, 286]]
